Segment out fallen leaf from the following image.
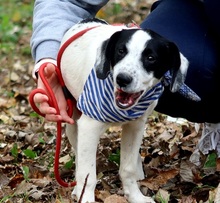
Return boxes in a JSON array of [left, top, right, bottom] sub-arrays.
[[139, 168, 179, 190], [14, 180, 33, 195], [104, 194, 128, 203], [216, 158, 220, 171], [180, 160, 194, 182], [0, 154, 15, 163], [0, 172, 10, 187], [95, 189, 111, 202], [30, 177, 51, 188], [155, 188, 170, 202], [179, 195, 197, 203], [8, 173, 24, 189], [10, 71, 20, 82]]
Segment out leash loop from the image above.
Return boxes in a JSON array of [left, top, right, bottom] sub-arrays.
[[29, 63, 76, 187]]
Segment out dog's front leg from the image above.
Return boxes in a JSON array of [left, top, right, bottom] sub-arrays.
[[74, 114, 109, 203], [120, 118, 155, 203]]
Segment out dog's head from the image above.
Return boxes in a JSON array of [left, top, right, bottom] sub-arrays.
[[95, 28, 188, 110]]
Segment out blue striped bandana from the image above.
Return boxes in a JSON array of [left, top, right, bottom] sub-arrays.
[[77, 68, 163, 123]]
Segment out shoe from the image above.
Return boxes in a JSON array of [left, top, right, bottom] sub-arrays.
[[190, 123, 220, 166]]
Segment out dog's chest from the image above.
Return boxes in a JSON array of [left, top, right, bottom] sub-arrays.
[[77, 68, 163, 123]]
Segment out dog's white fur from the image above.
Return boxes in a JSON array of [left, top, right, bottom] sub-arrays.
[[60, 19, 188, 203]]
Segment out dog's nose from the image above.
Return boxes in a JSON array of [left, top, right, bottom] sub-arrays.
[[116, 73, 133, 87]]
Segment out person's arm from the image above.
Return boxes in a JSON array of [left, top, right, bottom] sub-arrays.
[[31, 0, 108, 75], [30, 0, 108, 123]]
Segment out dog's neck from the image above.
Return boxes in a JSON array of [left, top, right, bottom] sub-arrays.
[[77, 68, 163, 123]]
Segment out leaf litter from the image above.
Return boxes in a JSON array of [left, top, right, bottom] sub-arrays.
[[1, 0, 220, 203]]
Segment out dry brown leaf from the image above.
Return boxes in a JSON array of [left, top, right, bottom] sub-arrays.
[[95, 189, 111, 202], [0, 172, 10, 187], [30, 178, 51, 188], [0, 115, 10, 124], [216, 158, 220, 172], [104, 194, 128, 203], [14, 180, 33, 195], [156, 130, 173, 142], [181, 130, 198, 142], [0, 154, 15, 163], [179, 195, 197, 203], [139, 168, 179, 190], [108, 126, 122, 133], [179, 160, 194, 182]]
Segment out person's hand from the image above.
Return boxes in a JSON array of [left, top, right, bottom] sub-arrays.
[[33, 62, 74, 124]]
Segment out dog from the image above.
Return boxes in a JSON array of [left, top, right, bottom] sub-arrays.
[[59, 18, 189, 203]]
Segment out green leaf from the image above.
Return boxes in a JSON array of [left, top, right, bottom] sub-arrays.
[[108, 149, 120, 165], [23, 149, 37, 159], [64, 158, 75, 169], [203, 151, 217, 168], [39, 135, 45, 144], [11, 143, 18, 158], [29, 111, 40, 118], [22, 165, 29, 181], [113, 3, 122, 15]]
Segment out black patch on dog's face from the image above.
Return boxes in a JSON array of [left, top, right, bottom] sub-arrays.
[[141, 39, 181, 79], [108, 29, 139, 67], [143, 30, 181, 79], [95, 29, 138, 79]]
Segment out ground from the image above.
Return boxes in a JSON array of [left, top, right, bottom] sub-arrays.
[[1, 1, 220, 203]]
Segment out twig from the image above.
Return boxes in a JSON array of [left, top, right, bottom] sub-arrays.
[[78, 174, 89, 203]]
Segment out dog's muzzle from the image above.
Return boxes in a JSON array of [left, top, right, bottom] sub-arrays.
[[115, 73, 144, 109], [115, 88, 144, 109]]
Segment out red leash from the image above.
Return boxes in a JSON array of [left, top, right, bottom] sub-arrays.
[[29, 63, 77, 187], [29, 26, 99, 187]]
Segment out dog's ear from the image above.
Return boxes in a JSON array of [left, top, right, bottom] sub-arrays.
[[168, 42, 188, 93], [95, 31, 122, 79]]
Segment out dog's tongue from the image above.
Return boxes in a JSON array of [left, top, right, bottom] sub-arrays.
[[115, 89, 142, 109]]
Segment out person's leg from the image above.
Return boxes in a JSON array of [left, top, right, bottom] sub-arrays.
[[204, 0, 220, 37], [141, 0, 220, 164], [141, 0, 220, 123]]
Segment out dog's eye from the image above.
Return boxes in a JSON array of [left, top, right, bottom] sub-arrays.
[[116, 48, 127, 60], [118, 48, 125, 55], [147, 55, 155, 62]]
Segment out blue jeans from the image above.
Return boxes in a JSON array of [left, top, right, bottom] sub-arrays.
[[141, 0, 220, 123]]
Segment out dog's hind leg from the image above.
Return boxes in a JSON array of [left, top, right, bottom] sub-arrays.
[[74, 114, 110, 203], [119, 117, 155, 203]]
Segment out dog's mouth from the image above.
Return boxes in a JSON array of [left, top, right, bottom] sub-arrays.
[[115, 88, 144, 109]]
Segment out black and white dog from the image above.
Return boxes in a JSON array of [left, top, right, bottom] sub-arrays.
[[59, 18, 188, 203]]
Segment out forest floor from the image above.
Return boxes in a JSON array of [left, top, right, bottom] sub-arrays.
[[1, 1, 220, 203]]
